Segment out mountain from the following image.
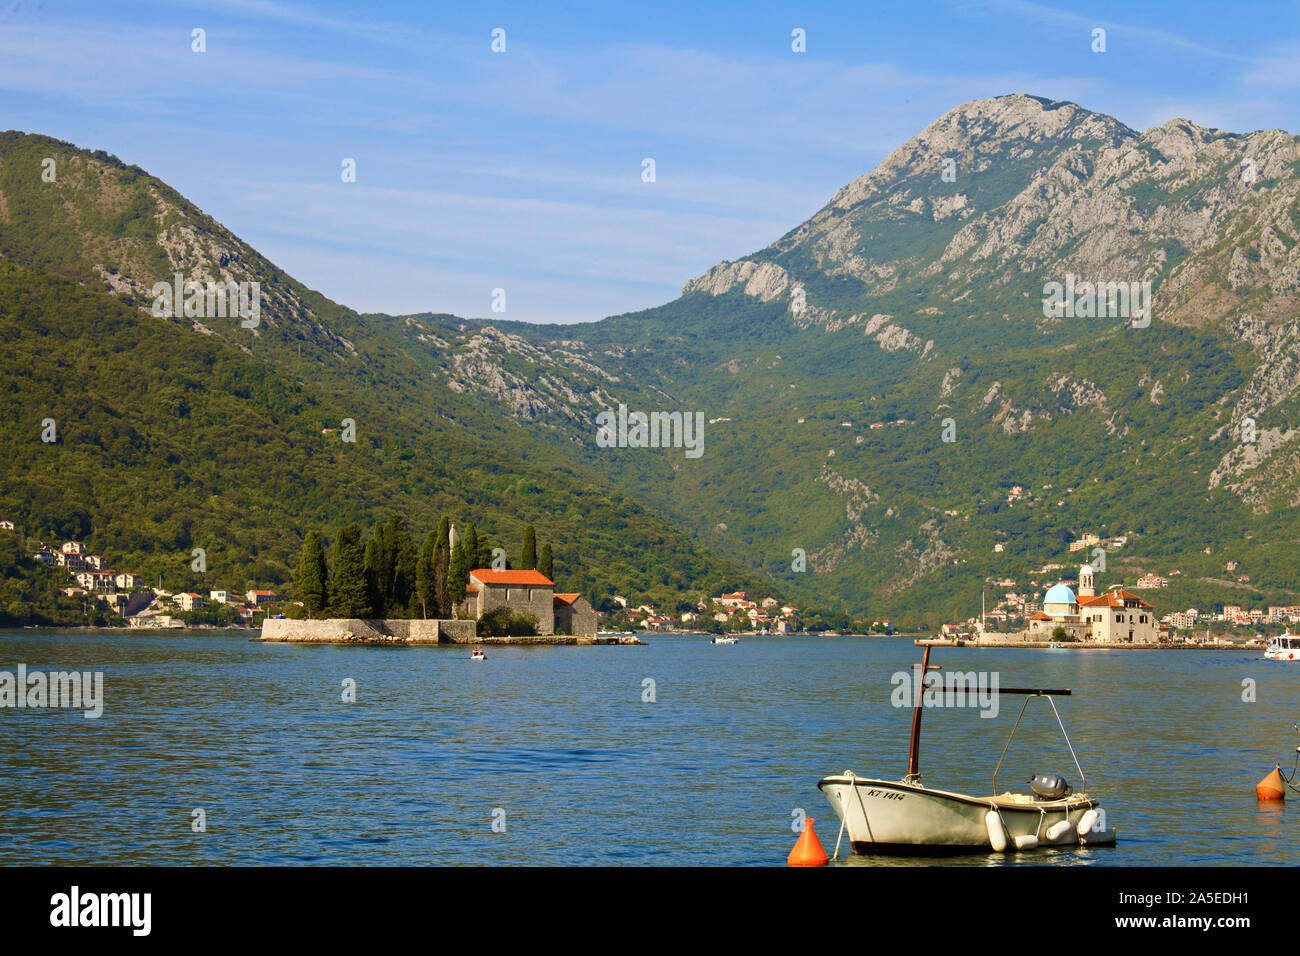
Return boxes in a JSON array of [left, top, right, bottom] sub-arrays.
[[0, 132, 774, 615], [6, 93, 1300, 627], [381, 94, 1300, 624]]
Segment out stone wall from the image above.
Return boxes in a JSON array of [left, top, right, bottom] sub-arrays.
[[555, 597, 598, 637], [477, 584, 555, 635], [258, 618, 476, 644]]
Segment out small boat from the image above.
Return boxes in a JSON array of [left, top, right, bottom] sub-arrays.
[[711, 635, 738, 645], [1265, 632, 1300, 660], [818, 645, 1115, 854], [470, 649, 485, 661]]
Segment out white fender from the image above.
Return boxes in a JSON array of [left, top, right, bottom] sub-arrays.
[[1077, 809, 1099, 836], [1012, 834, 1039, 850], [985, 810, 1008, 851], [1045, 819, 1075, 842]]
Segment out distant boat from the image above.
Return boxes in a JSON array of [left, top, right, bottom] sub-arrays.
[[711, 635, 738, 645], [1265, 632, 1300, 660], [470, 649, 485, 661]]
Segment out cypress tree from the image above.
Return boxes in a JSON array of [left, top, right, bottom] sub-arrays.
[[295, 530, 329, 615], [538, 543, 553, 581], [433, 542, 450, 617], [377, 517, 398, 610], [521, 525, 537, 570], [389, 515, 417, 616], [476, 534, 493, 570], [433, 515, 451, 616], [448, 539, 469, 607], [416, 530, 437, 619], [363, 533, 383, 616], [462, 524, 480, 572], [329, 524, 372, 617]]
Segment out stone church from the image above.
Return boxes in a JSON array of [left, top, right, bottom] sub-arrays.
[[1025, 564, 1159, 642]]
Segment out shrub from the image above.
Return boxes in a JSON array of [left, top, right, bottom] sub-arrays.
[[478, 607, 539, 637]]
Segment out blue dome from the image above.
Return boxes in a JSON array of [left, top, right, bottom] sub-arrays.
[[1044, 583, 1077, 606]]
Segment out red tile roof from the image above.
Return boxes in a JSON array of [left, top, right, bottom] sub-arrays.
[[1079, 590, 1153, 609], [554, 593, 581, 606], [470, 569, 554, 587]]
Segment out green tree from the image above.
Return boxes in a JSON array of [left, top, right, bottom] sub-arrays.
[[388, 514, 417, 616], [415, 530, 437, 619], [521, 525, 537, 570], [462, 524, 480, 573], [434, 515, 450, 616], [294, 530, 329, 615], [448, 538, 469, 607], [329, 524, 372, 617], [433, 541, 450, 617], [363, 533, 383, 616], [538, 543, 553, 581]]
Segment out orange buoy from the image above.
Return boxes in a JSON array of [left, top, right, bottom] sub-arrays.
[[788, 816, 829, 866], [1256, 766, 1286, 802]]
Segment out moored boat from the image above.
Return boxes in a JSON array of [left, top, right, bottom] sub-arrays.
[[711, 635, 738, 644], [818, 645, 1115, 854], [1265, 632, 1300, 660]]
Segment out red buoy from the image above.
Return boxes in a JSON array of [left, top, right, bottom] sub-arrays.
[[787, 817, 829, 866], [1257, 766, 1285, 802]]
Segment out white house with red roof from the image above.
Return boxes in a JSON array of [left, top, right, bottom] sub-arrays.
[[175, 592, 204, 611]]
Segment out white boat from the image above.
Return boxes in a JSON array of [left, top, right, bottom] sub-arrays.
[[819, 645, 1116, 855], [470, 650, 485, 661], [711, 635, 738, 645], [1265, 632, 1300, 660]]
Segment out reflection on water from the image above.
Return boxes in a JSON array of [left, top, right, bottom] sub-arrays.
[[0, 631, 1296, 865]]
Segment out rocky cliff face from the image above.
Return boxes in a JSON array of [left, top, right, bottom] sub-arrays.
[[682, 94, 1300, 333]]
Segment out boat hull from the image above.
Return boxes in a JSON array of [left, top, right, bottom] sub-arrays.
[[818, 775, 1106, 853]]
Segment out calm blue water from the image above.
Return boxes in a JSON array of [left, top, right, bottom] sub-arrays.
[[0, 630, 1295, 866]]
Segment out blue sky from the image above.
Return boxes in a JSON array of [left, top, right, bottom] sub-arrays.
[[2, 0, 1299, 323]]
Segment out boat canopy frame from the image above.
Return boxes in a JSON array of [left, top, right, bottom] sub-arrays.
[[905, 645, 1087, 794], [990, 691, 1086, 795]]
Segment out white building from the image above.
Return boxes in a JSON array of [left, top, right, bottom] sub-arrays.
[[175, 592, 204, 611], [1025, 564, 1159, 642]]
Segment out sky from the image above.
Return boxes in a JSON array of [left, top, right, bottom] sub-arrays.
[[2, 0, 1298, 323]]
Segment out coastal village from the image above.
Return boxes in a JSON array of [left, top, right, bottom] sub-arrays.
[[2, 517, 1296, 640], [23, 535, 279, 628]]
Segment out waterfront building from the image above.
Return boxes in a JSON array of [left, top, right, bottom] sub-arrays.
[[554, 593, 597, 636], [459, 568, 556, 635], [1024, 564, 1158, 642], [175, 592, 204, 611]]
